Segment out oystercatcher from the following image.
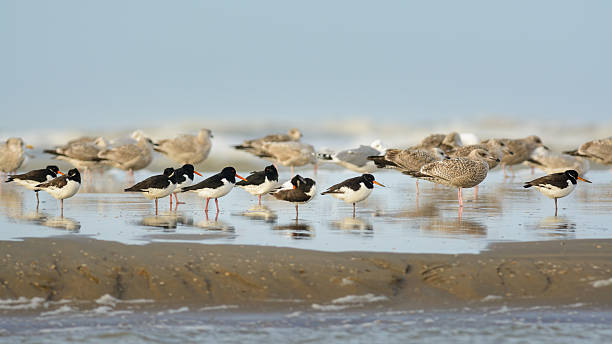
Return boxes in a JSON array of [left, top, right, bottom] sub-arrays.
[[236, 165, 279, 206], [124, 168, 177, 215], [271, 175, 316, 219], [321, 174, 384, 217], [5, 165, 63, 204], [171, 164, 203, 205], [524, 169, 591, 215], [181, 166, 246, 213], [36, 168, 81, 216]]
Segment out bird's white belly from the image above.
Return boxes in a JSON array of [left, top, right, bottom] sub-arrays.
[[143, 184, 176, 199], [535, 182, 575, 199], [196, 182, 234, 199], [44, 180, 81, 200], [336, 185, 373, 204], [240, 179, 279, 196], [175, 179, 193, 193], [13, 179, 41, 191]]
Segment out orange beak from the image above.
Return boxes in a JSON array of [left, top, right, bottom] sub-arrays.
[[194, 171, 203, 177], [373, 180, 385, 187], [26, 145, 34, 149], [235, 173, 247, 181], [57, 171, 65, 176], [293, 185, 296, 189], [577, 176, 592, 183]]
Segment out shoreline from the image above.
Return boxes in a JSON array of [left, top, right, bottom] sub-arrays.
[[1, 238, 611, 311]]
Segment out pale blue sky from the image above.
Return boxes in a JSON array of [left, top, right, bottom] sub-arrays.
[[2, 0, 611, 130]]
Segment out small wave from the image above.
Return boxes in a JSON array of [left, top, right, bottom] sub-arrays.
[[331, 294, 389, 304], [0, 297, 45, 310], [591, 277, 612, 288]]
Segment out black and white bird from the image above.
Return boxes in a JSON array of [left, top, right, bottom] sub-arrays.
[[170, 164, 203, 205], [181, 166, 246, 213], [5, 165, 63, 205], [36, 168, 81, 215], [321, 174, 385, 217], [124, 168, 177, 215], [271, 175, 317, 219], [524, 169, 591, 215], [236, 165, 279, 206]]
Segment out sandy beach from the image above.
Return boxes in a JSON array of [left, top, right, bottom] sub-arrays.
[[2, 237, 611, 311]]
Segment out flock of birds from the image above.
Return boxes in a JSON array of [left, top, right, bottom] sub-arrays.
[[1, 128, 611, 218]]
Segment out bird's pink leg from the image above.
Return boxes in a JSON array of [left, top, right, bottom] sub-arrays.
[[258, 195, 262, 207], [215, 198, 220, 213], [458, 188, 463, 207], [474, 185, 479, 200], [205, 198, 210, 213], [353, 203, 356, 218], [295, 204, 299, 219], [415, 180, 420, 195], [155, 198, 158, 216]]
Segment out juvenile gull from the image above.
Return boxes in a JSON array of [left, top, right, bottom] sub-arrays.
[[233, 128, 302, 158], [321, 174, 385, 217], [404, 149, 499, 207], [524, 169, 591, 216], [414, 132, 463, 153], [98, 130, 153, 176], [259, 141, 317, 175], [527, 146, 589, 175], [448, 139, 511, 170], [368, 147, 447, 193], [489, 135, 547, 177], [0, 138, 33, 174], [318, 140, 385, 173], [154, 129, 213, 165], [564, 136, 612, 167], [44, 136, 108, 176]]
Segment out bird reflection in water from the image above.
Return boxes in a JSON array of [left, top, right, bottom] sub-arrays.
[[139, 211, 193, 230], [195, 212, 235, 232], [425, 216, 487, 237], [330, 217, 373, 234], [15, 210, 81, 232], [237, 205, 278, 224], [273, 220, 313, 239], [534, 216, 577, 238]]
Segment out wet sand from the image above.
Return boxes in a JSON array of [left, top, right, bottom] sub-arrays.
[[1, 237, 611, 311]]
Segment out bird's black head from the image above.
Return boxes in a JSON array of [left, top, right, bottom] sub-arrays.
[[362, 174, 375, 183], [264, 165, 279, 181], [290, 174, 305, 188], [565, 170, 579, 180], [46, 165, 60, 174], [220, 166, 241, 183], [163, 168, 175, 177], [67, 169, 81, 183], [302, 178, 316, 192], [181, 164, 195, 174]]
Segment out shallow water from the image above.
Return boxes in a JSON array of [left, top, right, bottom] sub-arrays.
[[1, 167, 610, 254], [0, 297, 610, 344]]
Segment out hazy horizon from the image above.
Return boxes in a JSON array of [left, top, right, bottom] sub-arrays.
[[2, 1, 612, 131]]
